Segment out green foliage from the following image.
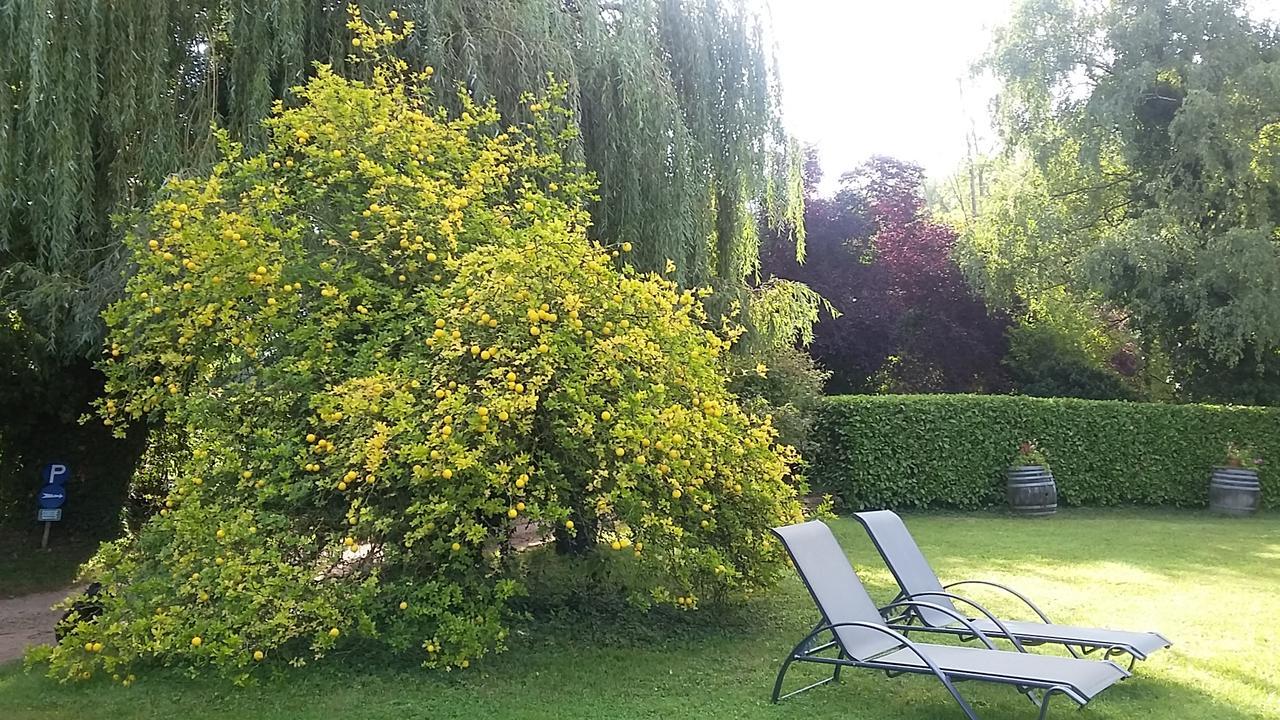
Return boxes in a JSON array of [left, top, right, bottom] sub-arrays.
[[42, 40, 803, 683], [0, 0, 802, 364], [967, 0, 1280, 402], [813, 394, 1280, 510], [726, 344, 830, 461], [1004, 321, 1138, 401]]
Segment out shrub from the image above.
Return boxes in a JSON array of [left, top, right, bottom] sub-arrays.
[[44, 26, 803, 684], [813, 394, 1280, 510], [726, 344, 829, 461]]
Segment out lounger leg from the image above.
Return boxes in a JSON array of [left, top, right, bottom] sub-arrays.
[[935, 673, 981, 720], [771, 652, 798, 703], [1036, 688, 1064, 720], [773, 623, 841, 703], [1104, 647, 1137, 672]]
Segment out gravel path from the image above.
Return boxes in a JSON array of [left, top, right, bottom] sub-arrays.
[[0, 586, 77, 665]]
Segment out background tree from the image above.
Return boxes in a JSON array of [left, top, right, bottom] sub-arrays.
[[965, 0, 1280, 404], [764, 156, 1010, 394], [0, 0, 807, 526]]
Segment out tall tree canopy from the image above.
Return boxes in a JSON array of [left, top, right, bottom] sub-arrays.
[[965, 0, 1280, 403], [0, 0, 805, 519], [765, 156, 1009, 394]]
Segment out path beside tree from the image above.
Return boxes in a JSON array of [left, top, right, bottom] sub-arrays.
[[0, 587, 74, 665]]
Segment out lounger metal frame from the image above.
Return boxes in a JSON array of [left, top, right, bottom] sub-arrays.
[[853, 510, 1170, 671], [771, 524, 1131, 719]]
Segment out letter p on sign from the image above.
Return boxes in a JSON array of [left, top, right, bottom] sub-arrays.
[[42, 463, 70, 485]]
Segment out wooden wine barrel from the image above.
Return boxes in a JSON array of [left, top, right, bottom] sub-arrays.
[[1209, 467, 1261, 517], [1006, 465, 1057, 517]]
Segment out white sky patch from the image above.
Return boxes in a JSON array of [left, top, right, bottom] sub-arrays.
[[769, 0, 1280, 192]]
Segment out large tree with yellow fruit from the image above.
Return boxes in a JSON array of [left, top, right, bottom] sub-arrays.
[[39, 21, 805, 682]]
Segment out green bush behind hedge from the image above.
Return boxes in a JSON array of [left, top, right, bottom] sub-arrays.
[[812, 394, 1279, 509]]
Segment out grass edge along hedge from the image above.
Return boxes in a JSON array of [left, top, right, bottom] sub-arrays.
[[813, 394, 1279, 510]]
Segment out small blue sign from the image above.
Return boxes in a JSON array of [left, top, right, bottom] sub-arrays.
[[41, 462, 71, 486], [39, 485, 67, 509]]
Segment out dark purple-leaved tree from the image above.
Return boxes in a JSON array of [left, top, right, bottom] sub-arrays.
[[763, 154, 1009, 393]]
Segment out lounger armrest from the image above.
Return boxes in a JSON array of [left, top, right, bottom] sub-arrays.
[[901, 590, 1030, 653], [944, 579, 1054, 625], [878, 600, 1001, 651]]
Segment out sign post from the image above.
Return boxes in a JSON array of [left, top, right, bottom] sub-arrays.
[[38, 463, 70, 550]]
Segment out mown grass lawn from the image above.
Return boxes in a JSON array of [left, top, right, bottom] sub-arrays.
[[1, 510, 1277, 720]]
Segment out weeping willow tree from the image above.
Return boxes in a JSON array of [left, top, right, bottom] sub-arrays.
[[0, 0, 809, 524]]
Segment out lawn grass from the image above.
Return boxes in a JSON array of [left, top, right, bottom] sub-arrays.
[[1, 509, 1277, 719]]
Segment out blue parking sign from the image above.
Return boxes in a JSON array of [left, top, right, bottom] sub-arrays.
[[39, 485, 67, 509], [41, 462, 71, 486]]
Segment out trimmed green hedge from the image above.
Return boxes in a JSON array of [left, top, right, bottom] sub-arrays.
[[812, 394, 1279, 509]]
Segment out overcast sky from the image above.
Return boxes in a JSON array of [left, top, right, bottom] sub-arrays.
[[769, 0, 1280, 192]]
